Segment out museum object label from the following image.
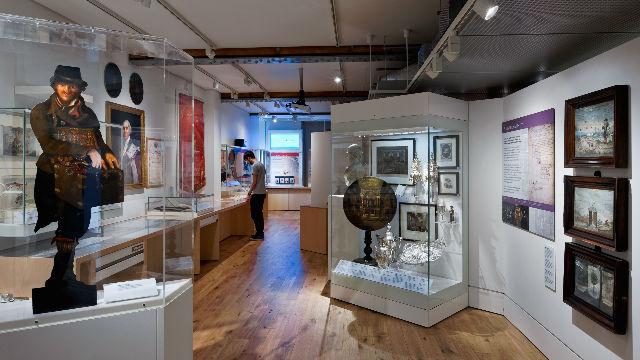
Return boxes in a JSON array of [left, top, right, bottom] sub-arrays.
[[103, 278, 158, 303]]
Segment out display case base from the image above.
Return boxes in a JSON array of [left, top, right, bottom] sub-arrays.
[[330, 283, 467, 327]]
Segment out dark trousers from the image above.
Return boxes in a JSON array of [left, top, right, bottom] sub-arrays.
[[250, 194, 266, 236]]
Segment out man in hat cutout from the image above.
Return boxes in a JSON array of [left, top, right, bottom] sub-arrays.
[[30, 65, 122, 312]]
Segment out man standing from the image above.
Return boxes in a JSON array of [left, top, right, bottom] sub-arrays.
[[121, 119, 141, 184], [244, 151, 266, 240]]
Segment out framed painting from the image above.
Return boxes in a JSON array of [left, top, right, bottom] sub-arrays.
[[563, 242, 628, 334], [433, 135, 459, 169], [564, 85, 629, 168], [370, 138, 415, 185], [178, 93, 206, 193], [563, 176, 628, 251], [438, 172, 459, 195], [105, 101, 145, 189], [399, 203, 437, 242], [145, 137, 163, 188]]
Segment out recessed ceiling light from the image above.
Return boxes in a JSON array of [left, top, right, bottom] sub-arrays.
[[473, 0, 499, 21], [334, 76, 342, 84]]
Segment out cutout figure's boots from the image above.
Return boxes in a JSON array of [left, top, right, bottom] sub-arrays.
[[32, 236, 97, 314]]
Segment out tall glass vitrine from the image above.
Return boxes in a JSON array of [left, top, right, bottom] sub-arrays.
[[329, 114, 468, 327]]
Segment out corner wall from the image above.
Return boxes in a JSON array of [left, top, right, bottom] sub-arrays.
[[469, 37, 640, 360]]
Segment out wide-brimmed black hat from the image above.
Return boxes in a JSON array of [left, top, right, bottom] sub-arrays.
[[50, 65, 88, 90]]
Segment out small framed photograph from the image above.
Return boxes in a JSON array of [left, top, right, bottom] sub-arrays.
[[563, 242, 628, 334], [563, 176, 628, 251], [399, 203, 436, 242], [438, 172, 459, 195], [564, 85, 629, 168], [370, 138, 416, 185], [433, 135, 459, 169]]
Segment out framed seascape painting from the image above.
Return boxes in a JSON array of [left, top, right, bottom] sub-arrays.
[[565, 85, 629, 168], [433, 135, 459, 169], [399, 203, 436, 242], [563, 176, 628, 251], [563, 242, 628, 334], [438, 172, 459, 195], [370, 138, 415, 185], [105, 102, 145, 188]]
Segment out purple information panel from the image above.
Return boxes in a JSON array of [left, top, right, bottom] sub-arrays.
[[502, 108, 555, 240]]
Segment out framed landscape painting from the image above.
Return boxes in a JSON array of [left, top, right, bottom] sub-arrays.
[[370, 138, 415, 185], [564, 85, 628, 168], [563, 176, 628, 251], [563, 242, 628, 334]]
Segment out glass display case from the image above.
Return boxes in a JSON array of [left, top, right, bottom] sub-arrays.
[[329, 115, 468, 327], [0, 108, 39, 225], [221, 145, 269, 199], [0, 13, 195, 331], [147, 193, 215, 217]]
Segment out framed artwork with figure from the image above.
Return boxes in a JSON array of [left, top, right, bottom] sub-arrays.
[[105, 101, 145, 188], [433, 135, 459, 169], [564, 85, 628, 168], [563, 176, 628, 251], [370, 138, 415, 185]]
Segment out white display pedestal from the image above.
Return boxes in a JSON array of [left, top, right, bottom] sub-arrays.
[[0, 280, 193, 360]]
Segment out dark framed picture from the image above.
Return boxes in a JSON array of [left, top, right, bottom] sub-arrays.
[[563, 176, 628, 251], [563, 242, 628, 334], [438, 172, 459, 195], [370, 138, 416, 185], [105, 101, 145, 189], [399, 203, 436, 242], [564, 85, 628, 168], [433, 135, 459, 169], [104, 62, 122, 98]]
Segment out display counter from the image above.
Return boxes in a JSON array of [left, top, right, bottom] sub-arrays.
[[267, 186, 311, 211]]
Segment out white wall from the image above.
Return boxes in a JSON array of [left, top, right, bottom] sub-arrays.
[[219, 103, 256, 148], [469, 38, 640, 359]]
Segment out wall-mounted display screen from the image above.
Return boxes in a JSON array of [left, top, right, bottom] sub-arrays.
[[269, 131, 301, 150]]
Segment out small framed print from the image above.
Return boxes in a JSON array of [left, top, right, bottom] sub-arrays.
[[433, 135, 459, 169], [563, 242, 628, 334], [370, 138, 416, 185], [565, 85, 629, 168], [399, 203, 436, 242], [438, 172, 459, 195], [563, 176, 628, 251], [144, 137, 163, 188]]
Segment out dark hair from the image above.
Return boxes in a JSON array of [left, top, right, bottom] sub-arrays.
[[243, 150, 256, 161]]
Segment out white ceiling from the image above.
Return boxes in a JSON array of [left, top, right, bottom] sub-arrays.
[[31, 0, 442, 112]]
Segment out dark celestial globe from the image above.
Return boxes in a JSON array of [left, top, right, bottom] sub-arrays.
[[343, 176, 397, 231]]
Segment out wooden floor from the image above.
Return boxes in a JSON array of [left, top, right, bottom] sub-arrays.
[[193, 211, 546, 360]]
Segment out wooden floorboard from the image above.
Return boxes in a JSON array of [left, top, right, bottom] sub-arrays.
[[194, 211, 546, 360]]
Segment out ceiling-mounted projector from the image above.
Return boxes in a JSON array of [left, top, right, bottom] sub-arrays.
[[286, 67, 311, 113]]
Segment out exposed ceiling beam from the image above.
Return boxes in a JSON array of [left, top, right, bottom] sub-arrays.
[[220, 91, 368, 102], [172, 45, 420, 65]]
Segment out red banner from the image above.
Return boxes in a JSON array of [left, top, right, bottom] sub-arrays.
[[179, 93, 206, 193]]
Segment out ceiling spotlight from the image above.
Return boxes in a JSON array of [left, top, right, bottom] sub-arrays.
[[425, 55, 443, 79], [264, 92, 271, 100], [245, 100, 250, 108], [272, 115, 277, 123], [213, 80, 220, 90], [334, 76, 342, 84], [231, 92, 238, 100], [274, 101, 281, 108], [473, 0, 499, 21], [244, 77, 253, 86], [443, 34, 460, 62]]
